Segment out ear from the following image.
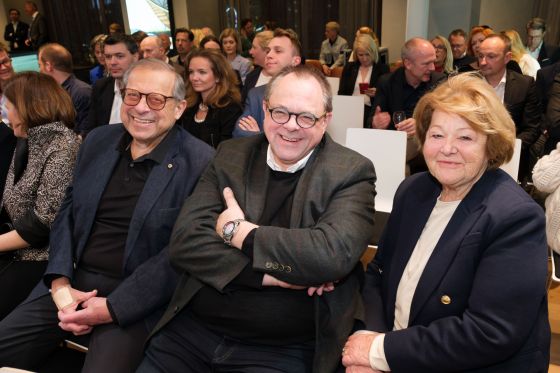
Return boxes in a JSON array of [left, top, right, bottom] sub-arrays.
[[45, 61, 54, 72], [320, 112, 332, 131], [402, 58, 412, 70], [292, 55, 301, 66], [174, 99, 187, 119], [504, 51, 512, 64]]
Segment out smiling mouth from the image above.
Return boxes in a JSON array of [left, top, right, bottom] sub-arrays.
[[281, 135, 300, 142], [132, 116, 154, 124]]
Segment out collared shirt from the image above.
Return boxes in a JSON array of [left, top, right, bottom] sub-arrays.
[[266, 145, 314, 173], [528, 41, 542, 60], [487, 70, 507, 103], [109, 79, 123, 124], [79, 125, 178, 277], [320, 35, 348, 68]]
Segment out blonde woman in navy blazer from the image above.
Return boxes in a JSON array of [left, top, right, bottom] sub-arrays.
[[342, 73, 550, 372]]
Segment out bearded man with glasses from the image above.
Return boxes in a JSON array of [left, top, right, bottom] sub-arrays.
[[0, 59, 214, 373], [137, 65, 377, 373]]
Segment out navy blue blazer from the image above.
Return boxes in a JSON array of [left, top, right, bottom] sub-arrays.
[[233, 85, 265, 138], [28, 124, 214, 329], [364, 169, 550, 372]]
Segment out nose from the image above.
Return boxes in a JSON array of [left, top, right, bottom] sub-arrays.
[[135, 94, 151, 112], [283, 114, 300, 131], [441, 138, 457, 155]]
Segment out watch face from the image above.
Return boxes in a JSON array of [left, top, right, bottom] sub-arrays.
[[223, 222, 235, 236]]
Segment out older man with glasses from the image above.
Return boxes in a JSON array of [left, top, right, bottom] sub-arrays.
[[138, 65, 376, 373], [0, 58, 214, 373]]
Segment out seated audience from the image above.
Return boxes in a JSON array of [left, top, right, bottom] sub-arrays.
[[0, 43, 17, 197], [478, 34, 541, 183], [89, 34, 107, 85], [200, 35, 221, 50], [0, 72, 80, 320], [219, 28, 252, 84], [233, 28, 302, 137], [533, 142, 560, 282], [180, 49, 242, 147], [85, 33, 139, 136], [137, 64, 376, 373], [526, 17, 558, 67], [320, 21, 348, 76], [448, 29, 475, 70], [0, 59, 214, 372], [171, 28, 195, 68], [348, 27, 380, 62], [431, 35, 454, 74], [343, 72, 550, 372], [459, 26, 494, 72], [38, 43, 92, 135], [140, 36, 185, 77], [338, 34, 389, 127], [503, 29, 540, 79], [239, 18, 254, 57], [242, 30, 274, 103]]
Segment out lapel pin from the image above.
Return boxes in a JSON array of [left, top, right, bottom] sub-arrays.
[[440, 295, 451, 305], [167, 163, 173, 169]]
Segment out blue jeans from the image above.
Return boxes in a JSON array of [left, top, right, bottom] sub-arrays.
[[137, 311, 314, 373]]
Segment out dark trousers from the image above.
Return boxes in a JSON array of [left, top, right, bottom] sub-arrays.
[[138, 310, 315, 373], [0, 258, 47, 320], [0, 268, 149, 373]]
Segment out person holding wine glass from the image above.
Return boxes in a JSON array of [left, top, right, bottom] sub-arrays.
[[338, 34, 389, 128]]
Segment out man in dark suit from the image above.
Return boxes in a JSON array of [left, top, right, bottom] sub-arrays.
[[448, 29, 475, 70], [38, 43, 92, 135], [479, 34, 542, 182], [140, 36, 185, 78], [84, 33, 139, 136], [23, 1, 47, 50], [3, 8, 29, 53], [0, 59, 214, 373], [137, 65, 376, 373], [526, 17, 558, 67]]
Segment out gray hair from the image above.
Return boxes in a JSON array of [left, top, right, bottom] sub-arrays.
[[264, 65, 332, 113], [122, 58, 185, 100]]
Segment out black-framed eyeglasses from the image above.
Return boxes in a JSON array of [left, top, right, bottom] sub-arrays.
[[121, 88, 175, 111], [266, 103, 326, 129]]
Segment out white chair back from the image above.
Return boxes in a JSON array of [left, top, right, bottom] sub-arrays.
[[327, 77, 340, 95], [499, 139, 522, 181], [327, 95, 363, 145], [346, 128, 407, 212]]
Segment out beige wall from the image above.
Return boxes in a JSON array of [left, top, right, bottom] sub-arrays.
[[381, 0, 407, 63], [184, 0, 220, 33], [172, 0, 189, 28], [478, 0, 532, 34]]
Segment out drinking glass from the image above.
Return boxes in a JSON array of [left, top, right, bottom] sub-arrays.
[[393, 111, 406, 125]]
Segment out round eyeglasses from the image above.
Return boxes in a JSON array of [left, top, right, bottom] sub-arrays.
[[121, 88, 175, 111], [266, 103, 326, 129]]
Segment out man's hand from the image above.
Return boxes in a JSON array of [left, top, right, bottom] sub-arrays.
[[215, 188, 258, 249], [238, 116, 260, 133], [51, 277, 97, 312], [263, 274, 335, 296], [58, 296, 113, 335], [322, 64, 332, 76], [372, 106, 390, 129], [395, 117, 416, 136], [342, 331, 379, 368]]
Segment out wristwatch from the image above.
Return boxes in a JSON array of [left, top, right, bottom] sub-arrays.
[[222, 219, 245, 246]]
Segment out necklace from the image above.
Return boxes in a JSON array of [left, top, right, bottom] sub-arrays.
[[198, 102, 208, 112]]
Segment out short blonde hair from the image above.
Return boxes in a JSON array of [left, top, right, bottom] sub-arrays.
[[502, 29, 525, 63], [253, 30, 274, 50], [325, 21, 340, 33], [414, 72, 515, 169], [353, 34, 379, 64]]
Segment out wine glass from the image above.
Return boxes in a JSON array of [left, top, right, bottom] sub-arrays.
[[393, 111, 406, 125]]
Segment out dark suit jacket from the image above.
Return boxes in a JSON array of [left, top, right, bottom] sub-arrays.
[[28, 12, 47, 49], [363, 170, 550, 372], [152, 134, 376, 372], [338, 61, 390, 105], [3, 21, 29, 51], [536, 61, 560, 110], [545, 72, 560, 154], [27, 124, 214, 329], [233, 85, 265, 137], [537, 43, 558, 67], [241, 65, 262, 104], [0, 123, 16, 199], [504, 69, 542, 148], [84, 76, 115, 136]]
